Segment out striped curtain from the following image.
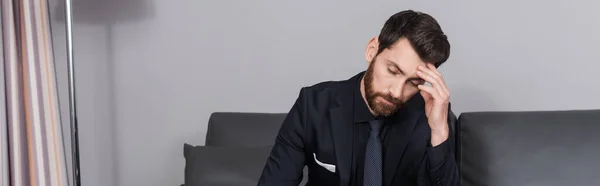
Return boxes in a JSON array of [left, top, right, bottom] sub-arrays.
[[1, 0, 70, 186]]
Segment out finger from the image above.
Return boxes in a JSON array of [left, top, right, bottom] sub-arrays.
[[426, 63, 443, 77], [424, 64, 448, 89], [416, 69, 447, 98], [419, 85, 449, 117], [420, 65, 450, 97], [426, 64, 450, 95], [418, 66, 442, 84], [418, 84, 441, 101], [419, 86, 433, 101]]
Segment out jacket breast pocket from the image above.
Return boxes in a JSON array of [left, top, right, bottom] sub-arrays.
[[307, 152, 339, 185], [312, 153, 336, 173]]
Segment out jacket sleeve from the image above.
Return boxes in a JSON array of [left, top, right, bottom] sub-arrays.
[[257, 88, 308, 186], [419, 104, 460, 186]]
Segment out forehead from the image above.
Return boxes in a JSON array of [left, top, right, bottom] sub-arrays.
[[380, 38, 426, 68]]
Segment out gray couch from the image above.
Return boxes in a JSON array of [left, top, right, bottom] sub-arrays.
[[183, 109, 600, 186]]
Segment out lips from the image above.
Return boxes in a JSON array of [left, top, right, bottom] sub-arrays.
[[379, 97, 394, 106]]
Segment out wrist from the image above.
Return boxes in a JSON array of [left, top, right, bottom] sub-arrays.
[[430, 125, 449, 147]]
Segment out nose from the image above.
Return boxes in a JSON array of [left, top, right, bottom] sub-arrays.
[[389, 83, 403, 99]]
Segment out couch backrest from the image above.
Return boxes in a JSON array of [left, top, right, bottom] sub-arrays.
[[205, 112, 286, 147], [457, 109, 600, 186]]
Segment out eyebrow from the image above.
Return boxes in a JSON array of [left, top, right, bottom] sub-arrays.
[[386, 59, 405, 75], [385, 59, 422, 80]]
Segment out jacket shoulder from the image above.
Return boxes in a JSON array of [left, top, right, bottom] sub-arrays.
[[298, 79, 348, 102], [292, 72, 363, 114]]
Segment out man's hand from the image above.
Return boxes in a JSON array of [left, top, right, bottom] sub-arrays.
[[416, 63, 450, 147]]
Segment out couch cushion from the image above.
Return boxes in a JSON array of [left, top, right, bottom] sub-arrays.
[[183, 143, 272, 186], [457, 109, 600, 186], [206, 112, 286, 146]]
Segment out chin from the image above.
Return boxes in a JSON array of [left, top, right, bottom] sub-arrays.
[[374, 106, 397, 117], [374, 100, 404, 116]]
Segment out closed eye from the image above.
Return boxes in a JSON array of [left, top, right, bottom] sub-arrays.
[[388, 67, 399, 75], [409, 79, 425, 86]]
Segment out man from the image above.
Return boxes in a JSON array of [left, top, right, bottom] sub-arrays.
[[258, 10, 459, 186]]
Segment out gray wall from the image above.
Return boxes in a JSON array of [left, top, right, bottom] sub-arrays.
[[49, 0, 600, 186]]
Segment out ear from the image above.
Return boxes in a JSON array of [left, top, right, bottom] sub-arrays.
[[365, 36, 379, 64]]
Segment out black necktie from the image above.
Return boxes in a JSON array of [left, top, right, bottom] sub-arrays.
[[363, 119, 383, 186]]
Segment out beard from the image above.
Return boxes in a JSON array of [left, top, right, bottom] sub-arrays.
[[363, 60, 404, 117]]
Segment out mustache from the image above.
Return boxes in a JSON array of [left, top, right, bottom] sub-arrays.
[[372, 92, 403, 105]]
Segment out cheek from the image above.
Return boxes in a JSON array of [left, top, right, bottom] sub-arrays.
[[372, 68, 394, 90]]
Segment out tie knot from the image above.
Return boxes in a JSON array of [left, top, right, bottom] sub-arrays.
[[369, 120, 382, 134]]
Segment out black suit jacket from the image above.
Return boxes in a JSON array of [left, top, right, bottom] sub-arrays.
[[258, 72, 459, 186]]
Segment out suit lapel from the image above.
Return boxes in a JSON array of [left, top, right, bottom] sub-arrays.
[[383, 94, 425, 186], [329, 73, 363, 186], [330, 106, 353, 186]]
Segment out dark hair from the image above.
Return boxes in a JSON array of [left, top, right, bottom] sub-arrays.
[[377, 10, 450, 67]]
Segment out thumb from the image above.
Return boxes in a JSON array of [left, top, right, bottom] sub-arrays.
[[420, 89, 432, 101]]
